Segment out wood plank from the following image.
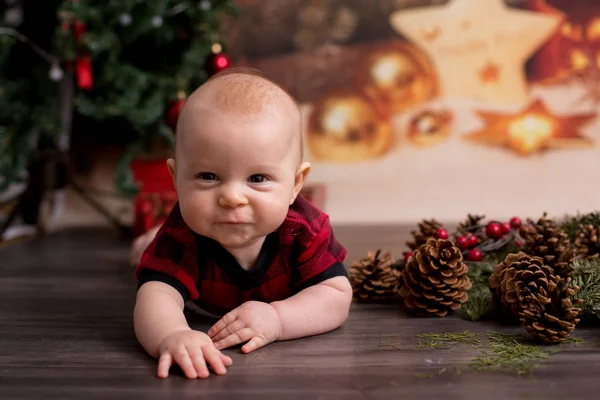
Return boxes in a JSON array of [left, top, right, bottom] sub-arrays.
[[1, 227, 599, 399]]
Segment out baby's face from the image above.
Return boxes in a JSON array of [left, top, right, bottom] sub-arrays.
[[170, 108, 305, 250]]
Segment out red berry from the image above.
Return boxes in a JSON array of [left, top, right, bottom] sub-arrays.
[[436, 228, 449, 240], [456, 235, 469, 249], [403, 251, 413, 260], [501, 222, 511, 235], [516, 240, 523, 247], [510, 217, 522, 229], [467, 248, 483, 261], [485, 222, 503, 239], [467, 235, 479, 247]]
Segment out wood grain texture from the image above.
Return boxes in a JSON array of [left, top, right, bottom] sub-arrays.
[[1, 227, 600, 400]]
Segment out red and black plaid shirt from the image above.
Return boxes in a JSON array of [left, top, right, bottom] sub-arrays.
[[135, 195, 348, 317]]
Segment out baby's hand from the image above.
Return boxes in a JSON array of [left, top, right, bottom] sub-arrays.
[[208, 301, 282, 353], [157, 329, 233, 379]]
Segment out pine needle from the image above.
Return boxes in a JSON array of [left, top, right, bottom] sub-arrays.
[[415, 330, 482, 349], [409, 330, 584, 378], [559, 211, 600, 242], [469, 331, 559, 377], [461, 262, 496, 321], [571, 258, 600, 320]]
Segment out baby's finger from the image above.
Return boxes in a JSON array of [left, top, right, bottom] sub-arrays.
[[220, 353, 233, 367], [187, 347, 209, 379], [242, 336, 266, 354], [173, 347, 198, 379], [203, 346, 227, 375], [208, 310, 238, 338], [157, 353, 173, 379], [211, 319, 246, 343], [214, 327, 254, 350]]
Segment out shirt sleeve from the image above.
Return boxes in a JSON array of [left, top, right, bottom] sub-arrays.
[[292, 215, 348, 292], [135, 204, 200, 302]]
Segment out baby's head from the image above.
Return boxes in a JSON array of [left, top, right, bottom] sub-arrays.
[[167, 68, 311, 250]]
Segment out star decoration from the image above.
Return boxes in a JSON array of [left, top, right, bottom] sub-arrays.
[[464, 99, 596, 156], [389, 0, 561, 106], [480, 62, 500, 84]]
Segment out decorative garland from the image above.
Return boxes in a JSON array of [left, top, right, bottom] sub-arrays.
[[349, 211, 600, 344]]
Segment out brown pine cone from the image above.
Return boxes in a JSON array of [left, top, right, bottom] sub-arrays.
[[574, 224, 600, 259], [488, 252, 582, 343], [488, 252, 543, 319], [406, 219, 444, 251], [457, 214, 486, 237], [348, 250, 402, 302], [519, 213, 576, 277], [519, 275, 583, 344], [399, 238, 472, 317]]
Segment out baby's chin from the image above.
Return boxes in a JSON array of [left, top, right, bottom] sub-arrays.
[[203, 225, 266, 249]]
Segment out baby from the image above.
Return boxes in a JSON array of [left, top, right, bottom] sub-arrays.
[[133, 68, 352, 380]]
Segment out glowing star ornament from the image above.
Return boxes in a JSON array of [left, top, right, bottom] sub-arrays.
[[389, 0, 561, 106], [465, 99, 596, 156]]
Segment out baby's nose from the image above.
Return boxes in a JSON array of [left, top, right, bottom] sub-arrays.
[[218, 185, 248, 208]]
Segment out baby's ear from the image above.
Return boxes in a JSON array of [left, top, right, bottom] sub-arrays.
[[166, 158, 176, 184], [291, 162, 311, 204]]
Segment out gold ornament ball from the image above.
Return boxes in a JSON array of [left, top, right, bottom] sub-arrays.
[[407, 109, 453, 148], [307, 92, 393, 163], [357, 42, 437, 116]]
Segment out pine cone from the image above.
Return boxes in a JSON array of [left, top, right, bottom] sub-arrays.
[[519, 213, 576, 277], [349, 250, 402, 302], [406, 219, 444, 251], [399, 238, 472, 317], [457, 214, 486, 236], [489, 252, 582, 344], [574, 224, 600, 259], [489, 252, 549, 319], [519, 276, 583, 344]]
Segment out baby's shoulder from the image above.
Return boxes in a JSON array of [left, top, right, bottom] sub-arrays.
[[154, 203, 198, 249], [280, 195, 331, 243]]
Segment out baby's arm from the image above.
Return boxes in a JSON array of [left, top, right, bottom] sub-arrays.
[[134, 281, 190, 357], [270, 276, 352, 340], [134, 281, 232, 378]]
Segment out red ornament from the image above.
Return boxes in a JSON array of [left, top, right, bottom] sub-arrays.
[[76, 55, 93, 90], [72, 20, 87, 43], [456, 235, 469, 250], [467, 235, 478, 247], [435, 228, 448, 240], [166, 99, 186, 128], [467, 248, 483, 262], [485, 222, 503, 239], [205, 52, 232, 76], [510, 217, 522, 229], [501, 222, 511, 235]]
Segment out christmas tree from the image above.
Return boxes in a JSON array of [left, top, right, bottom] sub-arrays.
[[0, 0, 238, 196]]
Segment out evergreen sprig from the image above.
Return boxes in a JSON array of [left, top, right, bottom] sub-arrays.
[[571, 258, 600, 321], [559, 212, 600, 242]]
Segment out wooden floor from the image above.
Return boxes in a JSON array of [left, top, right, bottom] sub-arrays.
[[2, 226, 600, 399]]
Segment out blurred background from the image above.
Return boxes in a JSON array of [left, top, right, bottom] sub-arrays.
[[1, 0, 599, 243]]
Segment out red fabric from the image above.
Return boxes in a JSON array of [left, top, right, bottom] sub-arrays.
[[135, 195, 347, 316]]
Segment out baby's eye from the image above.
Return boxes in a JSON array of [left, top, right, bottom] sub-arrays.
[[196, 172, 218, 181], [248, 174, 268, 183]]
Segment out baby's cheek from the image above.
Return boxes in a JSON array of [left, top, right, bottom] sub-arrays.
[[179, 193, 211, 231]]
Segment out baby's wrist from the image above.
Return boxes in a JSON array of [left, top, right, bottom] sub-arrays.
[[269, 302, 284, 340]]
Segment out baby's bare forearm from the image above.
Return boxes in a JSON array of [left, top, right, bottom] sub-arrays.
[[134, 282, 191, 358], [270, 276, 352, 341]]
